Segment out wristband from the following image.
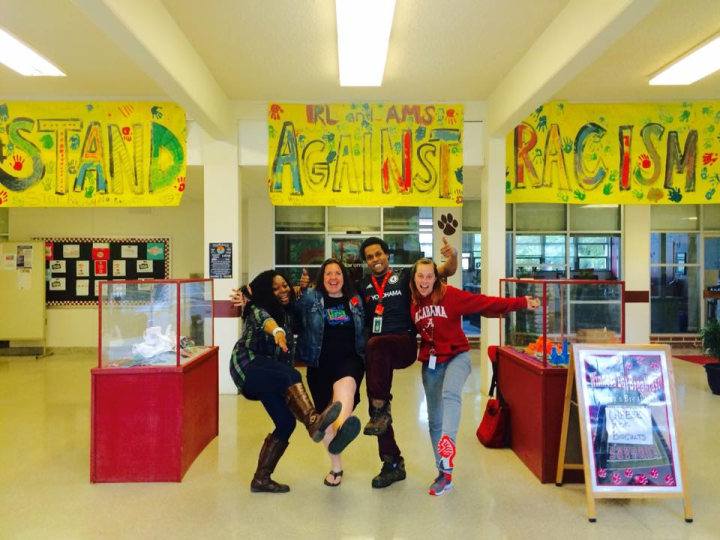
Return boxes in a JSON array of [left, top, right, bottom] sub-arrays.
[[272, 327, 286, 337]]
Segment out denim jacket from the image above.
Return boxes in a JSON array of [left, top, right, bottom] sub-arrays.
[[293, 288, 365, 367]]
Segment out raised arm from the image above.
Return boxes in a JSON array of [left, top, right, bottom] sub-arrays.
[[437, 236, 458, 279]]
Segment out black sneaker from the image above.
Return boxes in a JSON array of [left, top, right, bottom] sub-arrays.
[[371, 456, 406, 488]]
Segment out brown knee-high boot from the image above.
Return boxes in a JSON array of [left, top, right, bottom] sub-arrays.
[[285, 382, 342, 442], [251, 434, 290, 493]]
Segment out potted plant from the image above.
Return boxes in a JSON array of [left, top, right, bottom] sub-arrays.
[[700, 318, 720, 395]]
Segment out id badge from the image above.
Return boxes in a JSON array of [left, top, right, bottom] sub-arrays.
[[428, 354, 437, 370], [372, 316, 383, 334]]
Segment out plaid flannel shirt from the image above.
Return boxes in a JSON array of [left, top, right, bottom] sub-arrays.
[[229, 304, 295, 393]]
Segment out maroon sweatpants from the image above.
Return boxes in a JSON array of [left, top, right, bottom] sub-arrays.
[[365, 332, 417, 460]]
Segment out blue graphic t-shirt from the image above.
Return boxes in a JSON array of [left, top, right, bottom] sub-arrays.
[[319, 295, 355, 362]]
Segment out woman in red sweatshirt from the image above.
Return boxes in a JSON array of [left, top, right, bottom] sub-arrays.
[[409, 258, 540, 496]]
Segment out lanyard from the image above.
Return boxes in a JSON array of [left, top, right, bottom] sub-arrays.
[[371, 271, 392, 315]]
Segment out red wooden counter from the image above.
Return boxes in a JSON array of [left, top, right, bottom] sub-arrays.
[[90, 346, 219, 482], [497, 346, 583, 484]]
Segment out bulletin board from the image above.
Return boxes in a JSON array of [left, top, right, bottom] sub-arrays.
[[39, 237, 170, 306], [571, 343, 692, 522], [0, 242, 45, 341]]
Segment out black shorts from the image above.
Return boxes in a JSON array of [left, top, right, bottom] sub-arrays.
[[306, 354, 365, 412]]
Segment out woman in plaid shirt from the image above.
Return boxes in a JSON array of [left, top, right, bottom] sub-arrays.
[[229, 270, 341, 493]]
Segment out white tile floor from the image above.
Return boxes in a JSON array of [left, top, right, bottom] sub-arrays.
[[0, 349, 718, 540]]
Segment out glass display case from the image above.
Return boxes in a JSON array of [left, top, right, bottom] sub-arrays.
[[98, 279, 214, 367], [500, 278, 625, 367]]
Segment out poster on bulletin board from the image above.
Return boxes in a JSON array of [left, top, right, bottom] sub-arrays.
[[38, 237, 170, 306]]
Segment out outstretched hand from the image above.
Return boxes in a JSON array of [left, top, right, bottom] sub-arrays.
[[230, 285, 251, 308], [275, 331, 288, 353], [525, 296, 541, 310]]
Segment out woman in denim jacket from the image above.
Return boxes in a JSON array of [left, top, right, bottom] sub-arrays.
[[294, 258, 366, 486]]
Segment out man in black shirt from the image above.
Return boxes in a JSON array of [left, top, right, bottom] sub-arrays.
[[357, 236, 457, 488]]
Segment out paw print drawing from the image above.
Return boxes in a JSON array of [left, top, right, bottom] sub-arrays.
[[12, 155, 24, 171], [269, 104, 284, 120], [438, 213, 458, 236]]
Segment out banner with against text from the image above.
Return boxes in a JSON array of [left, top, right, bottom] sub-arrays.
[[506, 101, 720, 205], [268, 103, 464, 207], [0, 102, 186, 207]]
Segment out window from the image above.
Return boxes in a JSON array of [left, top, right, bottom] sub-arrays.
[[274, 207, 433, 281], [650, 205, 701, 334], [508, 204, 621, 281], [570, 235, 621, 279]]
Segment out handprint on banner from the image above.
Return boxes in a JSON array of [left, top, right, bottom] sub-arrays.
[[532, 148, 543, 165], [151, 106, 163, 119], [0, 191, 8, 205], [668, 187, 683, 202], [445, 109, 457, 124], [702, 152, 718, 166], [638, 154, 651, 169], [12, 155, 24, 171], [647, 188, 664, 202], [269, 104, 283, 120]]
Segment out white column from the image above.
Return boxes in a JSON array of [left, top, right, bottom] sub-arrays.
[[623, 205, 651, 343], [202, 129, 241, 394], [247, 196, 274, 280], [480, 137, 508, 387]]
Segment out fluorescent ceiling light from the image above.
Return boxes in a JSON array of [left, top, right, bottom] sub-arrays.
[[336, 0, 395, 86], [650, 33, 720, 85], [0, 27, 65, 76]]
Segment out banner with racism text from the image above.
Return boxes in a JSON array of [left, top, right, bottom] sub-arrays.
[[506, 101, 720, 205], [268, 103, 464, 206], [0, 102, 186, 207]]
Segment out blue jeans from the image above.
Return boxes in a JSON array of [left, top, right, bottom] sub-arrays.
[[421, 351, 472, 473], [242, 355, 302, 442]]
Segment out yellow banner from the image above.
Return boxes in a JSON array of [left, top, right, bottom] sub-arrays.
[[268, 103, 464, 206], [0, 102, 186, 207], [506, 101, 720, 204]]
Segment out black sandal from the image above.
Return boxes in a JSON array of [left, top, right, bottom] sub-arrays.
[[324, 470, 343, 487], [328, 416, 361, 455]]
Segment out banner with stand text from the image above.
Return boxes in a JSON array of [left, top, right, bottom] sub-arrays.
[[268, 102, 464, 207], [0, 102, 186, 207], [506, 101, 720, 205]]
